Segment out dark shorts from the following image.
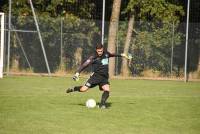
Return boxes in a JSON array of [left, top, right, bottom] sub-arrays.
[[85, 73, 110, 89]]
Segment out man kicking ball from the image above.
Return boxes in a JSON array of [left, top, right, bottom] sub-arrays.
[[66, 43, 132, 109]]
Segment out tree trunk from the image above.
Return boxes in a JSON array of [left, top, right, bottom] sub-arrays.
[[59, 47, 65, 71], [121, 14, 134, 76], [11, 34, 20, 72], [107, 0, 121, 77], [74, 47, 83, 67], [198, 44, 200, 72]]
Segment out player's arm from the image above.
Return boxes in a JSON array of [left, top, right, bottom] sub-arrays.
[[108, 51, 132, 60], [77, 56, 93, 73], [73, 56, 93, 81], [108, 52, 122, 57]]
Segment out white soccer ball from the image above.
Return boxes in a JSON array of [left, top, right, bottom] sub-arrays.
[[86, 99, 96, 108]]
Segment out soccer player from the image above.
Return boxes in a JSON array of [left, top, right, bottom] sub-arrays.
[[66, 43, 132, 109]]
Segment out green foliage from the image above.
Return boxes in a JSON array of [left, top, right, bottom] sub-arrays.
[[121, 0, 185, 75], [2, 0, 99, 73], [127, 0, 184, 23]]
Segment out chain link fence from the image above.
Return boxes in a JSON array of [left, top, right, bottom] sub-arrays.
[[3, 15, 200, 80]]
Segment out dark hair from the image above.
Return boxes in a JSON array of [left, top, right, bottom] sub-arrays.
[[95, 43, 103, 49]]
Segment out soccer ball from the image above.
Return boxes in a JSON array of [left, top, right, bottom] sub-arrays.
[[86, 99, 96, 108]]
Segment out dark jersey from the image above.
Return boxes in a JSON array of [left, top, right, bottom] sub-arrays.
[[77, 51, 121, 78]]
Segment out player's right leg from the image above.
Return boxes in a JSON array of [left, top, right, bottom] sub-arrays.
[[66, 73, 97, 93], [66, 85, 89, 93]]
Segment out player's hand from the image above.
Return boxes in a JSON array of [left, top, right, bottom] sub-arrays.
[[121, 53, 133, 60], [73, 72, 80, 81]]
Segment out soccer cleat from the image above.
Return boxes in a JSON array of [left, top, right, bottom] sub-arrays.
[[98, 104, 107, 109], [66, 87, 73, 93]]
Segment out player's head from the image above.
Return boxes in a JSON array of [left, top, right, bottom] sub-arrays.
[[96, 43, 104, 56]]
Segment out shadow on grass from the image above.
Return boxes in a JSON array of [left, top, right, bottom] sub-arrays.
[[71, 102, 113, 108], [69, 101, 136, 108]]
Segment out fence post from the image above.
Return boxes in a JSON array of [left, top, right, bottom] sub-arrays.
[[184, 0, 190, 82], [7, 0, 12, 75], [170, 21, 175, 77], [60, 17, 63, 70]]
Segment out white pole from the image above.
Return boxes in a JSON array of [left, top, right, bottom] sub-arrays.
[[184, 0, 190, 82], [170, 21, 174, 77], [29, 0, 51, 75], [7, 0, 11, 75], [101, 0, 105, 44], [0, 13, 5, 78]]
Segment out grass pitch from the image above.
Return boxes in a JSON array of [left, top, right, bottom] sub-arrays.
[[0, 76, 200, 134]]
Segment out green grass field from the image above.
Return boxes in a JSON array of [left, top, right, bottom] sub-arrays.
[[0, 76, 200, 134]]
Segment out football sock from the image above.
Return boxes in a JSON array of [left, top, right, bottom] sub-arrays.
[[100, 91, 110, 105], [73, 86, 82, 92]]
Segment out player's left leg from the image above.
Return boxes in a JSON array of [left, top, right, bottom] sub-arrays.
[[99, 84, 110, 109]]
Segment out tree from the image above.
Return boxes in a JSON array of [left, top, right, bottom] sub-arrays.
[[121, 0, 184, 76], [107, 0, 122, 77], [198, 44, 200, 72], [121, 13, 134, 76]]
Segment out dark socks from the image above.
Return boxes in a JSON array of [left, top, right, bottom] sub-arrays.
[[73, 86, 82, 92], [100, 91, 110, 105]]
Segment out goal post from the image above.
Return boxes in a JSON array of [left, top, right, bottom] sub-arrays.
[[0, 13, 5, 78]]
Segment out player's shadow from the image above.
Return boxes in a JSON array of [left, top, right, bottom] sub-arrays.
[[77, 102, 112, 108], [77, 103, 85, 106], [97, 102, 112, 108]]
